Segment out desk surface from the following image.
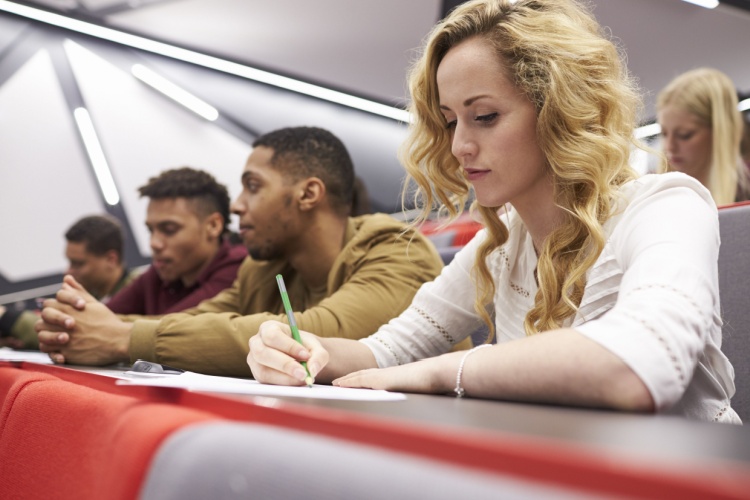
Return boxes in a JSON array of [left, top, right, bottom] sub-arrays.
[[4, 361, 750, 499], [253, 392, 750, 465], [70, 363, 750, 468]]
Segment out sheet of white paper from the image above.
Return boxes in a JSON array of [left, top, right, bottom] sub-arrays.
[[116, 370, 406, 401], [0, 348, 53, 364]]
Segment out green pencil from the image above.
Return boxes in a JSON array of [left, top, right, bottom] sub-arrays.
[[276, 274, 314, 387]]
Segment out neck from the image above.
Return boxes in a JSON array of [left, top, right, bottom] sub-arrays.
[[693, 165, 711, 192], [511, 176, 565, 254], [101, 266, 125, 298], [181, 240, 221, 287], [286, 211, 348, 289]]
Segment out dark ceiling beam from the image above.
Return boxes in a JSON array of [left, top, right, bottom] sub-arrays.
[[721, 0, 750, 12], [440, 0, 466, 20]]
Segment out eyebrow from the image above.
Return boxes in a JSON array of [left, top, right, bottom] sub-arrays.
[[241, 171, 260, 184], [439, 94, 491, 111]]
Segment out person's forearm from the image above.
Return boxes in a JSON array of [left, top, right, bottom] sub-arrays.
[[315, 338, 378, 383], [459, 328, 655, 411]]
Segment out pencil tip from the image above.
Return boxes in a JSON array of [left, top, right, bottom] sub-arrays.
[[305, 376, 314, 387]]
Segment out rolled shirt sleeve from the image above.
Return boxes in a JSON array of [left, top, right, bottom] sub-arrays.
[[575, 176, 723, 411]]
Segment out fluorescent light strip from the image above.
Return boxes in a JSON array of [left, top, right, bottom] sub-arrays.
[[0, 1, 411, 123], [739, 98, 750, 112], [131, 64, 218, 121], [635, 122, 661, 140], [73, 107, 120, 205], [681, 0, 720, 8]]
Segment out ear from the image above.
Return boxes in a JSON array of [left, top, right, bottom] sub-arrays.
[[204, 212, 224, 240], [297, 177, 326, 212], [103, 249, 120, 268]]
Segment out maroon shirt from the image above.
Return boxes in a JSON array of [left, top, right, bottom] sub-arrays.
[[107, 239, 247, 315]]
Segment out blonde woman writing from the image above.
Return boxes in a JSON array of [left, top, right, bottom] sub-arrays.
[[247, 0, 739, 423]]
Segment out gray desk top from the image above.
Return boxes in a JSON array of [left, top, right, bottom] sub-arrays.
[[226, 391, 750, 468], [51, 363, 750, 469]]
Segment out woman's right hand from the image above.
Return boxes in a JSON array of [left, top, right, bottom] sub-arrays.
[[248, 320, 329, 386]]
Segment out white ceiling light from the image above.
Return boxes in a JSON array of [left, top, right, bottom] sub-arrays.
[[131, 64, 219, 121], [739, 98, 750, 112], [635, 123, 662, 140], [0, 1, 411, 123], [681, 0, 720, 8], [73, 107, 120, 205]]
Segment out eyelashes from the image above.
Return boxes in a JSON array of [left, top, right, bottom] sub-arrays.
[[661, 131, 696, 141], [475, 112, 498, 124], [443, 112, 499, 130]]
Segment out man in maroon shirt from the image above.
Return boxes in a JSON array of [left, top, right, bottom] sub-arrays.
[[106, 167, 246, 316]]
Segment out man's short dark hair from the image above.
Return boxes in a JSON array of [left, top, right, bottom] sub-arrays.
[[253, 127, 355, 215], [65, 215, 123, 261], [138, 167, 231, 232]]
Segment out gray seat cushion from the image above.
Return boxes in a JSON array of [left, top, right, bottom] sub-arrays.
[[139, 422, 595, 500], [718, 203, 750, 422]]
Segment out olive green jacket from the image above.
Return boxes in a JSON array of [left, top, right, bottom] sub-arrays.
[[128, 214, 458, 377]]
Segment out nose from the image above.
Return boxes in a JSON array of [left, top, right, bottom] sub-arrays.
[[450, 123, 476, 161], [230, 195, 245, 216], [150, 233, 165, 252], [663, 134, 678, 155]]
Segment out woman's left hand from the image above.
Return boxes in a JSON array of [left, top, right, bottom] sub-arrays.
[[332, 352, 461, 394]]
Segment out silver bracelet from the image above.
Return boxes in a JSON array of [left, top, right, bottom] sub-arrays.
[[454, 344, 493, 398]]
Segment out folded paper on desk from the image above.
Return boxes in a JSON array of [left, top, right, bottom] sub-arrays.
[[0, 348, 53, 364], [117, 370, 406, 401]]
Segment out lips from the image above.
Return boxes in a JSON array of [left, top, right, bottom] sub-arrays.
[[153, 258, 171, 269], [464, 168, 491, 181]]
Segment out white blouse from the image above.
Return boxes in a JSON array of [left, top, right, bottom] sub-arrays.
[[361, 173, 739, 423]]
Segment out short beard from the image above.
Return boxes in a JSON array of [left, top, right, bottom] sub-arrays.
[[247, 242, 281, 261]]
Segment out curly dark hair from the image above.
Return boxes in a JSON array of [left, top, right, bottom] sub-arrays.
[[138, 167, 231, 232], [253, 127, 355, 215], [65, 215, 123, 261]]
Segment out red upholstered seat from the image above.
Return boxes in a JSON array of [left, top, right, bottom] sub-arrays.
[[0, 369, 220, 500], [0, 366, 58, 435]]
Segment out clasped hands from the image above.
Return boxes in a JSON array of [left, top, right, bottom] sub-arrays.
[[35, 275, 131, 366]]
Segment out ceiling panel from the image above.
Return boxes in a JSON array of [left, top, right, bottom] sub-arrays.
[[106, 0, 442, 107]]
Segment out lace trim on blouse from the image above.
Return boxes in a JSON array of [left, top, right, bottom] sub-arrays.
[[372, 336, 402, 366], [510, 282, 530, 298], [619, 309, 686, 385], [413, 305, 456, 345], [713, 403, 729, 422], [627, 283, 710, 331]]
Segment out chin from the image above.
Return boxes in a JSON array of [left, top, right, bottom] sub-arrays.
[[475, 196, 507, 209], [155, 271, 173, 283]]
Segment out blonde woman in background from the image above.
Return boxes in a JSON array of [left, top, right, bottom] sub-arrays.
[[247, 0, 739, 423], [657, 68, 750, 205]]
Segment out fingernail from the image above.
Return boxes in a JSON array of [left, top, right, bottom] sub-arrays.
[[308, 362, 319, 375], [297, 349, 309, 360], [292, 368, 306, 380], [58, 333, 67, 342], [76, 299, 85, 308], [64, 319, 73, 329]]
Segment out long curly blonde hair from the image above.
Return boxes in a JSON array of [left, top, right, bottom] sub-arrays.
[[400, 0, 641, 336], [657, 68, 746, 206]]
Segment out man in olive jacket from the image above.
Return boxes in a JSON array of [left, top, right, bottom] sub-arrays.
[[36, 127, 458, 377]]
